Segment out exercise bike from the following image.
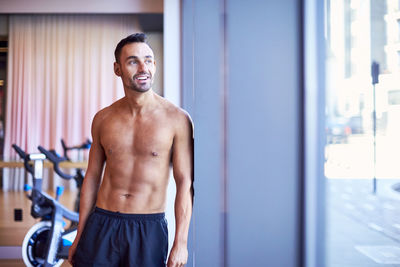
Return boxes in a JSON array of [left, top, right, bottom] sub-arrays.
[[61, 138, 91, 162], [12, 144, 79, 267], [37, 143, 87, 213]]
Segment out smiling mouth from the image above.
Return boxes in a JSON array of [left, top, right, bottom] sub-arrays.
[[134, 74, 150, 82]]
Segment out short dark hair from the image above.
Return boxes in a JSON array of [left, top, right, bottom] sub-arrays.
[[114, 33, 150, 63]]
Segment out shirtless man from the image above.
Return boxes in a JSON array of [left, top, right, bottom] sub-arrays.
[[68, 33, 193, 267]]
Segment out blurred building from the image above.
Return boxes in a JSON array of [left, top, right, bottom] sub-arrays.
[[326, 0, 389, 135], [383, 0, 400, 139]]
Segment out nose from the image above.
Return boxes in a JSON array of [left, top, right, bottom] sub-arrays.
[[137, 61, 148, 73]]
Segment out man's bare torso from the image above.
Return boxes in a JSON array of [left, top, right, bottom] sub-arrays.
[[95, 94, 177, 213]]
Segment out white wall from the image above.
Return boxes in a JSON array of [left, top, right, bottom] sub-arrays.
[[163, 0, 181, 255], [163, 0, 180, 105], [147, 32, 164, 96]]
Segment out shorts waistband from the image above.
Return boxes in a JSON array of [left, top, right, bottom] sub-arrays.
[[94, 207, 165, 220]]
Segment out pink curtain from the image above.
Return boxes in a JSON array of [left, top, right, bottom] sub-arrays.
[[3, 15, 140, 190]]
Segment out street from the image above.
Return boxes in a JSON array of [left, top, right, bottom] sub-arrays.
[[326, 134, 400, 266]]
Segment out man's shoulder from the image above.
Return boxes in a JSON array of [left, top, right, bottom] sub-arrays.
[[156, 95, 191, 124], [92, 105, 111, 122], [154, 97, 193, 137], [92, 99, 123, 124]]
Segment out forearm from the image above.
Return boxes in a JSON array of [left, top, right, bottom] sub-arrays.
[[173, 180, 193, 245]]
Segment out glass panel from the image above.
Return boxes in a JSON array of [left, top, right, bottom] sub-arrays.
[[326, 0, 400, 266]]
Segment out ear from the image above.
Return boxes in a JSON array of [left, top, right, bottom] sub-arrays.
[[114, 62, 121, 76]]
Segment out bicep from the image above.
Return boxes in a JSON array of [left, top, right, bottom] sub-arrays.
[[172, 115, 194, 184], [86, 141, 105, 179], [85, 115, 106, 180]]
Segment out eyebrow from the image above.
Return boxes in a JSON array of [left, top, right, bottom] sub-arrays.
[[125, 55, 153, 61]]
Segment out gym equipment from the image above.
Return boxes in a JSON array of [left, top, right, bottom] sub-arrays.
[[61, 138, 91, 161], [12, 144, 79, 267], [37, 145, 85, 212]]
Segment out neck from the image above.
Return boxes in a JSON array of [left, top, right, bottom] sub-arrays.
[[124, 89, 155, 114]]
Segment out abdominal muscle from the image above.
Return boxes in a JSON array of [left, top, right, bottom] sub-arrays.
[[95, 161, 170, 214]]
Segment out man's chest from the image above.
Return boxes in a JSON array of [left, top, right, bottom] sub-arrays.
[[100, 118, 175, 158]]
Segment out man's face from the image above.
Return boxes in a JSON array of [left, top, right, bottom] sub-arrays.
[[114, 42, 156, 93]]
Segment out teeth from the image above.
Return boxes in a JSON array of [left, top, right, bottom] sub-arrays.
[[137, 76, 147, 80]]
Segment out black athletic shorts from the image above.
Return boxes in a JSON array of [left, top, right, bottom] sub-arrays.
[[73, 207, 168, 267]]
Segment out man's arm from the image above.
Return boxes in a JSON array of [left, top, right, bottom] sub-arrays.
[[167, 112, 194, 267], [68, 113, 106, 264]]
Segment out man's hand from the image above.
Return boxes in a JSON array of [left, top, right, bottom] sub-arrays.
[[167, 243, 188, 267], [68, 239, 79, 266]]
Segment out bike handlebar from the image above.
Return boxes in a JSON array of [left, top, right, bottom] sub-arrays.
[[61, 138, 91, 161], [12, 144, 34, 175], [37, 146, 74, 180]]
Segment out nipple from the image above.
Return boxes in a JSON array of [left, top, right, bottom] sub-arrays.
[[152, 151, 158, 157]]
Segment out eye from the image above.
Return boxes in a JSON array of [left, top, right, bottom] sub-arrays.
[[145, 59, 153, 64], [129, 60, 137, 65]]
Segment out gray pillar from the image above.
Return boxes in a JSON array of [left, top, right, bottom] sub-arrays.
[[181, 0, 325, 266], [191, 0, 226, 265], [226, 1, 301, 266], [182, 1, 195, 266]]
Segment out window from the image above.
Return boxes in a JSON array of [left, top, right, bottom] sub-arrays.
[[326, 0, 400, 266]]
